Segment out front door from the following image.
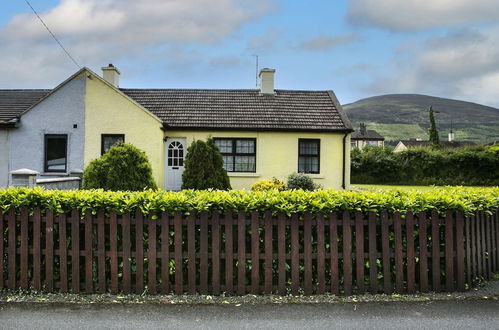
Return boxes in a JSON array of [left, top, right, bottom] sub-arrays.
[[165, 138, 186, 191]]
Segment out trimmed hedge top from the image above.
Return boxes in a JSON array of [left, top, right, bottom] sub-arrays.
[[0, 187, 498, 216]]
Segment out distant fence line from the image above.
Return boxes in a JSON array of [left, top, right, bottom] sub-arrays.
[[0, 208, 497, 295]]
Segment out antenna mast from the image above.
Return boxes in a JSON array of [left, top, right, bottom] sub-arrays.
[[252, 54, 259, 88]]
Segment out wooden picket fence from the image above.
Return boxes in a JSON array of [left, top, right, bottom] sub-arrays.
[[0, 208, 498, 295]]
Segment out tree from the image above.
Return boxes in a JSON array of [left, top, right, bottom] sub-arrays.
[[428, 106, 440, 149], [182, 138, 231, 190], [83, 143, 157, 191]]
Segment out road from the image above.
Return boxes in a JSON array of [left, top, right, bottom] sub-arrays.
[[1, 299, 498, 329]]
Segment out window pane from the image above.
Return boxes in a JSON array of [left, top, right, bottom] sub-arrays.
[[46, 136, 67, 171], [299, 140, 319, 155], [214, 139, 232, 153], [103, 135, 124, 154], [222, 155, 234, 172], [367, 141, 378, 146], [236, 140, 255, 154], [234, 156, 256, 172], [298, 156, 319, 174]]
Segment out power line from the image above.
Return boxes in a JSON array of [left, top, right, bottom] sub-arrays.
[[24, 0, 81, 69]]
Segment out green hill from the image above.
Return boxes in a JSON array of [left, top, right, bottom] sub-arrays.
[[343, 94, 499, 144]]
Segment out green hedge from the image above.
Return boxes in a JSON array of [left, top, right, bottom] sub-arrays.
[[351, 146, 499, 186], [0, 187, 497, 216]]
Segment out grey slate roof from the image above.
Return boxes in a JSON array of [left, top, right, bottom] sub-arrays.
[[351, 129, 384, 140], [0, 89, 50, 123], [399, 140, 476, 148], [0, 87, 352, 132], [121, 89, 351, 132]]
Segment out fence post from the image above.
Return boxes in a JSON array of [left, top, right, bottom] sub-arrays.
[[381, 211, 391, 294], [304, 213, 313, 295], [368, 212, 378, 294], [355, 212, 365, 294], [431, 210, 440, 292], [406, 212, 415, 293], [264, 210, 274, 295], [174, 211, 183, 295], [0, 211, 4, 289], [343, 211, 352, 295], [394, 212, 404, 293], [445, 211, 454, 292], [237, 210, 246, 295], [211, 211, 220, 295], [456, 212, 465, 291]]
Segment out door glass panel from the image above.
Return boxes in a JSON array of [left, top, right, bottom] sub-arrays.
[[168, 141, 184, 168]]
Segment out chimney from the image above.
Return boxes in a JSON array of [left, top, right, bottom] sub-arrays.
[[101, 64, 121, 87], [360, 123, 367, 135], [259, 68, 275, 95], [448, 130, 455, 142]]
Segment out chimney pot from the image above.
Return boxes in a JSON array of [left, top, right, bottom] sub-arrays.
[[258, 68, 275, 95], [101, 64, 121, 87]]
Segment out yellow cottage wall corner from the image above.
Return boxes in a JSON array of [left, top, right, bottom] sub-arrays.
[[84, 75, 165, 187]]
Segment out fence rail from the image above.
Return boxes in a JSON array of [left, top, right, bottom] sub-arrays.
[[1, 208, 498, 295]]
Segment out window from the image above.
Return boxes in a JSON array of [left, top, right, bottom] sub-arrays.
[[44, 134, 67, 172], [298, 139, 320, 174], [101, 134, 125, 155], [167, 140, 184, 167], [214, 138, 256, 172], [367, 140, 378, 146], [351, 141, 357, 147]]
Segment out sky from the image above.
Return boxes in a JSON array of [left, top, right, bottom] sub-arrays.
[[1, 0, 499, 107]]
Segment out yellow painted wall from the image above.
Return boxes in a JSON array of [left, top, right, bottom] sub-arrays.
[[167, 130, 350, 190], [353, 139, 384, 149], [84, 75, 165, 187]]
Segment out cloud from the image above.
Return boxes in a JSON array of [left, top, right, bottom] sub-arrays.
[[0, 0, 272, 87], [348, 0, 499, 31], [246, 28, 283, 53], [299, 34, 361, 51], [366, 27, 499, 107]]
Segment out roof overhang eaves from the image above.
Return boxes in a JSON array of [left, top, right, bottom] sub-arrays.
[[327, 91, 353, 130], [163, 124, 353, 133]]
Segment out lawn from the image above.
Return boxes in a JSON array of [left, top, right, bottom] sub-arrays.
[[351, 184, 490, 192]]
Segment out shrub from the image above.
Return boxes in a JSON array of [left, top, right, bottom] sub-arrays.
[[351, 145, 499, 186], [286, 173, 316, 191], [182, 138, 231, 190], [351, 146, 402, 184], [0, 186, 498, 216], [83, 143, 157, 191], [250, 178, 286, 191]]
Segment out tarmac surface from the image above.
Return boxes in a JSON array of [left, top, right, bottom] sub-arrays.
[[1, 299, 499, 330]]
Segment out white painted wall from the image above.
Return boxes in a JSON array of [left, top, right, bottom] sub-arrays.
[[9, 74, 86, 184], [0, 130, 9, 187]]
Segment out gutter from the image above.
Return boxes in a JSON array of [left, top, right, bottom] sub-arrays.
[[0, 118, 20, 129], [342, 133, 348, 190]]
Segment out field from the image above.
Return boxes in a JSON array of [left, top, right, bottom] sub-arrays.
[[351, 184, 493, 192]]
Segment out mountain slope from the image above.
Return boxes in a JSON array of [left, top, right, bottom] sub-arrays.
[[343, 94, 499, 143]]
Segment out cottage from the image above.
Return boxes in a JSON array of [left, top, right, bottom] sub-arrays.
[[350, 123, 384, 149], [0, 66, 353, 190], [393, 139, 476, 152]]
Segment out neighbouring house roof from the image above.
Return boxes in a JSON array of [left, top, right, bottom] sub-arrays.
[[0, 89, 50, 125], [351, 129, 384, 140], [399, 140, 476, 148], [120, 89, 352, 132]]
